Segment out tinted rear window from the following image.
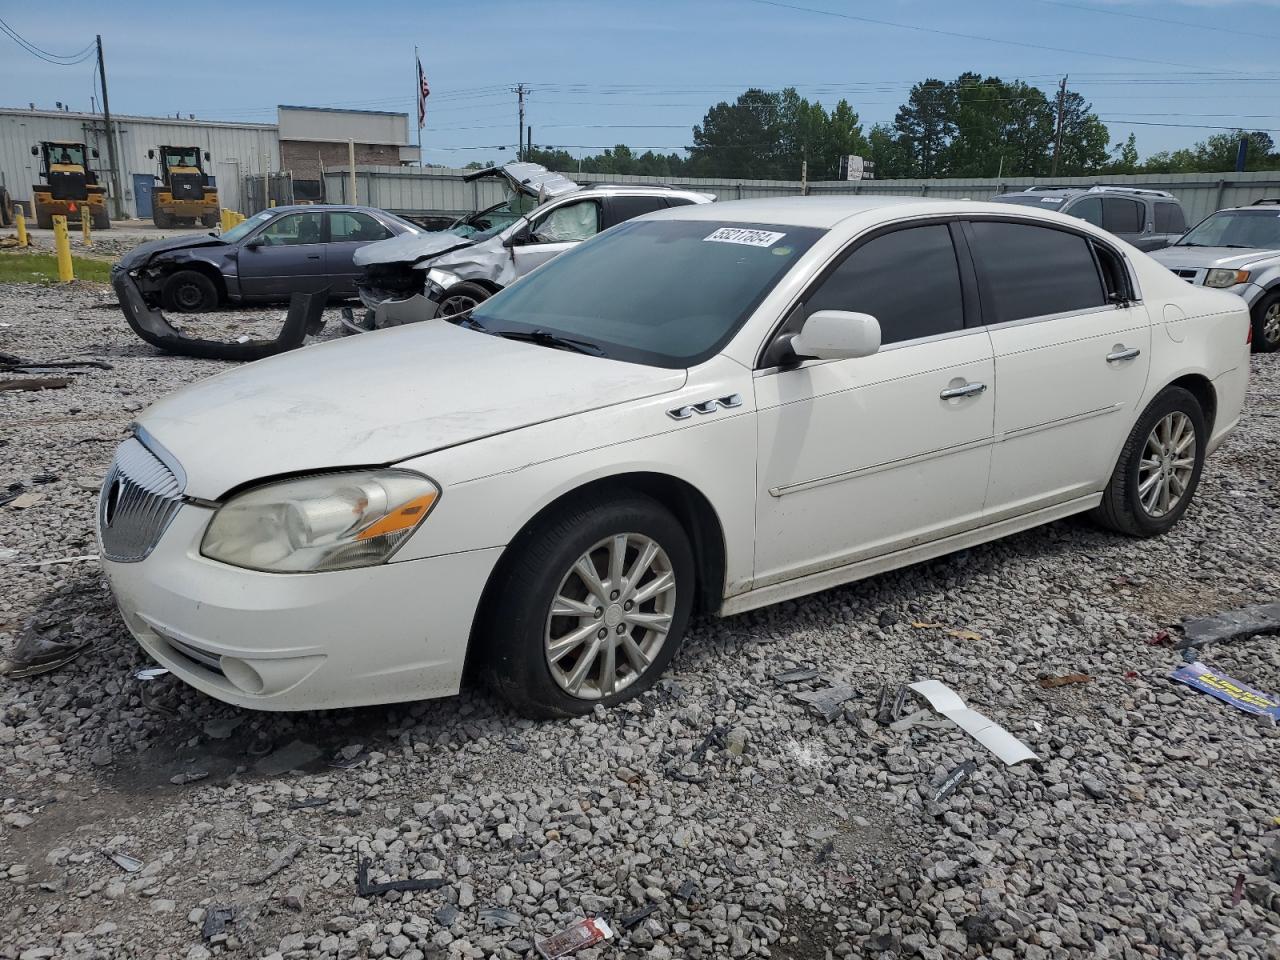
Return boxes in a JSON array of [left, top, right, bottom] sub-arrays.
[[969, 221, 1105, 323], [1155, 202, 1186, 234], [604, 195, 671, 228], [1102, 197, 1143, 233]]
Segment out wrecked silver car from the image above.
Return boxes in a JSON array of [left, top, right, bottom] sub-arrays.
[[347, 162, 713, 332]]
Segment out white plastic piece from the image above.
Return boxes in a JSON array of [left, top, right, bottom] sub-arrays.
[[907, 680, 1037, 766]]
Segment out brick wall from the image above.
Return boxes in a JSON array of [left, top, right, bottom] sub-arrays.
[[279, 140, 404, 182]]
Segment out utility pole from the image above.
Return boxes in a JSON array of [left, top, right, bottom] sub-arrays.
[[516, 83, 525, 162], [526, 126, 532, 160], [1051, 75, 1067, 179], [96, 35, 123, 220]]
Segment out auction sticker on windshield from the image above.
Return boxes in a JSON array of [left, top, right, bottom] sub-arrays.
[[704, 227, 787, 247]]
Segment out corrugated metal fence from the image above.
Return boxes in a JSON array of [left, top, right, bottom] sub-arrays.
[[323, 165, 1280, 225]]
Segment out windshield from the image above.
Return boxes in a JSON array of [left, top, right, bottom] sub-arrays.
[[466, 219, 824, 367], [1176, 209, 1280, 249], [990, 194, 1065, 207], [50, 144, 85, 166], [448, 192, 540, 240], [219, 210, 274, 243], [164, 148, 200, 168]]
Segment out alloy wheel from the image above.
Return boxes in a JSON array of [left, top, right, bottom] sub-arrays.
[[544, 533, 677, 700], [438, 294, 479, 317], [1137, 411, 1197, 518], [1263, 301, 1280, 347]]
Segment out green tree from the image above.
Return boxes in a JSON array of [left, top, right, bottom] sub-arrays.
[[1053, 91, 1111, 175], [945, 73, 1009, 177], [893, 79, 954, 177], [1107, 133, 1139, 174], [994, 81, 1055, 177], [867, 122, 914, 179], [689, 89, 782, 178], [1141, 130, 1276, 173]]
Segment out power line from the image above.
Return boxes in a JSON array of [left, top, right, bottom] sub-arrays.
[[741, 0, 1261, 73], [0, 16, 95, 64], [1029, 0, 1280, 43], [1103, 119, 1280, 133]]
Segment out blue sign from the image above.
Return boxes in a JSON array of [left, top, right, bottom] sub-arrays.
[[1170, 661, 1280, 722]]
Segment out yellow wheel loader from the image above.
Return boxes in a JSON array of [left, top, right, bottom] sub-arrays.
[[30, 141, 110, 230], [150, 146, 219, 228]]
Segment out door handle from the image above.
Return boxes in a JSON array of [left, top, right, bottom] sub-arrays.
[[306, 254, 321, 260], [1106, 346, 1141, 363], [939, 382, 987, 400]]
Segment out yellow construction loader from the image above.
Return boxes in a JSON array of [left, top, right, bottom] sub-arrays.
[[150, 145, 218, 228], [30, 140, 110, 230]]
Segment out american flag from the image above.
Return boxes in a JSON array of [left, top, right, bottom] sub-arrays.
[[417, 56, 430, 129]]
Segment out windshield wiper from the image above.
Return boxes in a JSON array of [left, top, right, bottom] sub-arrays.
[[494, 328, 607, 356]]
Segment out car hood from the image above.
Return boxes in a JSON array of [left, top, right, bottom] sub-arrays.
[[353, 229, 476, 268], [136, 321, 687, 500], [117, 233, 227, 270], [1151, 245, 1280, 271]]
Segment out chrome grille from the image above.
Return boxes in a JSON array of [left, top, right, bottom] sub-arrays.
[[99, 435, 184, 562]]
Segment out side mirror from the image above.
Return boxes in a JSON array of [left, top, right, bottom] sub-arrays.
[[244, 238, 263, 249], [204, 151, 211, 161], [787, 310, 881, 361], [503, 224, 531, 248], [31, 145, 39, 156], [148, 149, 155, 159], [91, 148, 100, 159]]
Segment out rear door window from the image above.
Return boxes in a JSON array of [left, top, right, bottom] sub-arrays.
[[804, 224, 965, 346], [1154, 202, 1186, 234], [1102, 198, 1144, 234], [1069, 197, 1103, 227], [531, 199, 600, 242], [329, 211, 392, 242], [603, 195, 671, 228], [968, 220, 1106, 323]]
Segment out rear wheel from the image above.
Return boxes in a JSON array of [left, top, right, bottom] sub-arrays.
[[482, 492, 695, 717], [436, 281, 492, 318], [92, 206, 110, 230], [1252, 292, 1280, 353], [36, 206, 53, 230], [161, 270, 218, 313], [1091, 386, 1206, 538], [201, 212, 219, 229], [152, 208, 172, 229]]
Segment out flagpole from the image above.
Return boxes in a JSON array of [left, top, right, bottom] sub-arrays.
[[414, 45, 422, 165]]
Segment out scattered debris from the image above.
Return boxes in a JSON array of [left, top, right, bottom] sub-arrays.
[[815, 839, 836, 863], [617, 903, 657, 929], [103, 851, 142, 873], [201, 905, 236, 940], [168, 770, 209, 786], [773, 666, 821, 684], [1169, 662, 1280, 721], [245, 840, 303, 885], [1037, 673, 1093, 689], [933, 759, 979, 802], [0, 351, 112, 373], [947, 629, 982, 642], [674, 878, 699, 902], [910, 621, 944, 629], [133, 667, 169, 681], [665, 726, 728, 783], [7, 492, 44, 509], [202, 715, 244, 740], [1177, 603, 1280, 650], [535, 917, 614, 959], [255, 739, 323, 776], [0, 377, 71, 392], [0, 629, 92, 679], [1232, 873, 1245, 907], [0, 483, 24, 507], [479, 907, 521, 928], [329, 743, 367, 768], [875, 684, 909, 726], [792, 683, 860, 721], [8, 553, 99, 568], [893, 680, 1037, 766], [1146, 629, 1174, 647], [354, 855, 447, 897], [288, 797, 331, 810]]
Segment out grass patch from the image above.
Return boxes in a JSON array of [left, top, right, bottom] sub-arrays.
[[0, 249, 113, 284]]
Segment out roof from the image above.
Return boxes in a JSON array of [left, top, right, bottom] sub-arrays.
[[0, 106, 276, 130], [278, 104, 408, 119], [651, 194, 943, 228]]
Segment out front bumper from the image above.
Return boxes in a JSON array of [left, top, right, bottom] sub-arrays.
[[100, 503, 502, 710], [350, 284, 435, 333]]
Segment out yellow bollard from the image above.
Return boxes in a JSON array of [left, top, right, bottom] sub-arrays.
[[219, 208, 230, 232], [14, 207, 27, 247], [81, 211, 92, 247], [52, 215, 74, 282], [268, 200, 276, 208]]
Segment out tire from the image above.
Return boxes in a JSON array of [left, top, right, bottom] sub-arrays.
[[1091, 386, 1207, 538], [201, 212, 219, 229], [161, 270, 218, 313], [481, 492, 696, 718], [436, 281, 491, 318], [92, 207, 110, 231], [36, 207, 53, 230], [152, 208, 171, 229], [0, 188, 11, 227], [1251, 291, 1280, 353]]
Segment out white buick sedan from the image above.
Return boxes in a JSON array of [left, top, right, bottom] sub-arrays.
[[98, 197, 1250, 716]]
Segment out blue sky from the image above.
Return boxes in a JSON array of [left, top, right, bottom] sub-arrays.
[[3, 0, 1279, 167]]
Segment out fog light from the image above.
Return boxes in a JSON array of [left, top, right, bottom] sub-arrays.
[[221, 656, 265, 695]]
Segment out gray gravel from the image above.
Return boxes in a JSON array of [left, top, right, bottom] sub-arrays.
[[2, 278, 1279, 960]]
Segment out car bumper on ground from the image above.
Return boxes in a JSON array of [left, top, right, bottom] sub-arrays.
[[100, 503, 502, 711]]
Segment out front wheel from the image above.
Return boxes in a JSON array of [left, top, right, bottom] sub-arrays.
[[161, 270, 218, 313], [1251, 292, 1280, 353], [482, 493, 695, 717], [436, 281, 491, 318], [1091, 386, 1206, 538]]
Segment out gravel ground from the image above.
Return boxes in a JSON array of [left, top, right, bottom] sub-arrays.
[[1, 277, 1278, 960]]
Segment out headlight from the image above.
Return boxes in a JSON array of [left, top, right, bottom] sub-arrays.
[[424, 267, 460, 291], [1205, 268, 1250, 288], [201, 470, 439, 573]]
